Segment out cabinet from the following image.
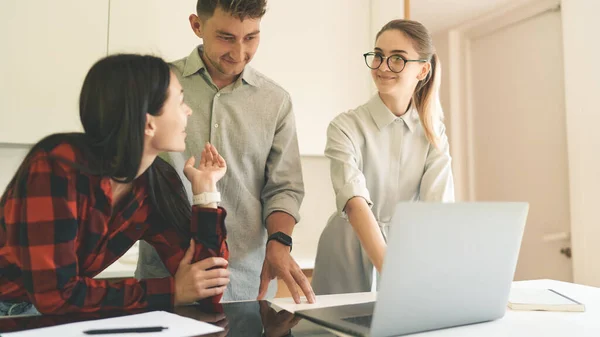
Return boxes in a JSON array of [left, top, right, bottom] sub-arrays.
[[0, 0, 109, 144], [108, 0, 199, 61]]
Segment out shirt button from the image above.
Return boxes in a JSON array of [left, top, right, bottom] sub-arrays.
[[216, 93, 221, 97], [214, 123, 219, 128]]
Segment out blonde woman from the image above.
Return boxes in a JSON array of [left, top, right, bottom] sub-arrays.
[[312, 20, 455, 295]]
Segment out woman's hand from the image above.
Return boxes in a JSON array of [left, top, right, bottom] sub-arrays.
[[184, 143, 227, 194], [174, 240, 230, 305]]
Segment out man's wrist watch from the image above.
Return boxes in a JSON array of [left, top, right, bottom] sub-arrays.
[[192, 191, 221, 205], [267, 231, 293, 252]]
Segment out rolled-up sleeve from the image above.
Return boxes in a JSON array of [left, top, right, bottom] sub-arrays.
[[420, 123, 455, 201], [261, 94, 305, 224], [325, 122, 373, 218]]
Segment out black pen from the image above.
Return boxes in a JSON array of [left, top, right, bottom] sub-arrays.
[[83, 326, 168, 334]]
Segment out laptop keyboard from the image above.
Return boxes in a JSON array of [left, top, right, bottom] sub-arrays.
[[342, 314, 373, 327]]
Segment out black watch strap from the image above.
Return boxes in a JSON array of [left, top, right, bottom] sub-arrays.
[[267, 232, 293, 252]]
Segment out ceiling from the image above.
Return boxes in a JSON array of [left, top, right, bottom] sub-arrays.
[[411, 0, 524, 34]]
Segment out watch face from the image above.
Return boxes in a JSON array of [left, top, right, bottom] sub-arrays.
[[273, 232, 292, 246]]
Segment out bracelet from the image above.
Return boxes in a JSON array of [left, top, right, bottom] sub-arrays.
[[192, 191, 221, 205]]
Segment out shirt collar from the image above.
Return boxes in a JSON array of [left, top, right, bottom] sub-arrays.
[[367, 94, 419, 132], [181, 45, 259, 87]]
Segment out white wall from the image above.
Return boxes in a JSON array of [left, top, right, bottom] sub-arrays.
[[371, 0, 405, 41], [0, 145, 29, 193], [432, 33, 451, 119], [293, 157, 335, 267], [250, 0, 372, 155], [431, 31, 469, 201], [561, 0, 600, 286]]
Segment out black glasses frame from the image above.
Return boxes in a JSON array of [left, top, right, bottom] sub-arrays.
[[363, 52, 427, 73]]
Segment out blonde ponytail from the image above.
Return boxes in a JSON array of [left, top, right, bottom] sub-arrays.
[[414, 53, 442, 148]]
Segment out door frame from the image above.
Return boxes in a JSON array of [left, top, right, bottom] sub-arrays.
[[445, 0, 598, 284]]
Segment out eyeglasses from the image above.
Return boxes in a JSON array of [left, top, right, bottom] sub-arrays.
[[363, 52, 427, 73]]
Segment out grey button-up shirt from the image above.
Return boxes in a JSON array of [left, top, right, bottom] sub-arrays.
[[136, 45, 304, 301], [312, 94, 454, 295]]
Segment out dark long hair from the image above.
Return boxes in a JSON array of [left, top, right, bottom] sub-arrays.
[[1, 54, 191, 238]]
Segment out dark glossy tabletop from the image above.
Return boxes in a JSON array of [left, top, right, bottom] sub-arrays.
[[0, 301, 337, 337]]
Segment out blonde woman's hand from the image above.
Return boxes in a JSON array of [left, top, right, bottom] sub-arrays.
[[184, 143, 227, 194]]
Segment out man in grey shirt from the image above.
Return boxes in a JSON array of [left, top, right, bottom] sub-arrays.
[[136, 0, 315, 304]]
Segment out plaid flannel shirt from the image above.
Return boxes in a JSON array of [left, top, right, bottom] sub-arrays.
[[0, 142, 228, 314]]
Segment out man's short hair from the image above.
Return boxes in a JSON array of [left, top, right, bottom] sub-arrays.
[[196, 0, 267, 21]]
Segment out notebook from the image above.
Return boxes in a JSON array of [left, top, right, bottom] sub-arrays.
[[269, 292, 376, 314], [508, 288, 585, 312]]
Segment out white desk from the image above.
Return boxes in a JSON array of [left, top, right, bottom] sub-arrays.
[[270, 279, 600, 336]]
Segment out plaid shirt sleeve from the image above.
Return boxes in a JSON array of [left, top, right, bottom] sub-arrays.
[[3, 151, 172, 314], [143, 206, 229, 304]]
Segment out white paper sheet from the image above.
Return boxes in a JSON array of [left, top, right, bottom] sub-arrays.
[[2, 311, 223, 337]]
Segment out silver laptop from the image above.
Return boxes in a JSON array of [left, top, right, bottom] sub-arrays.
[[296, 202, 529, 337]]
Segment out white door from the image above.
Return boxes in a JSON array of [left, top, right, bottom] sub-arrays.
[[468, 9, 572, 281]]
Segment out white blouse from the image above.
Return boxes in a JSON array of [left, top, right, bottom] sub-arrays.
[[328, 93, 455, 224], [312, 93, 455, 295]]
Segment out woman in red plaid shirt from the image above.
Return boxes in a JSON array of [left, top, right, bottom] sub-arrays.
[[0, 54, 230, 316]]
